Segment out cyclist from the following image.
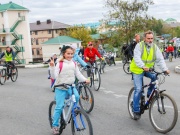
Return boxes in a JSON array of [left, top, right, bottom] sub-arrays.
[[44, 53, 57, 79], [128, 34, 140, 60], [0, 46, 16, 79], [84, 42, 104, 77], [130, 30, 169, 120], [49, 46, 90, 135], [98, 44, 106, 73]]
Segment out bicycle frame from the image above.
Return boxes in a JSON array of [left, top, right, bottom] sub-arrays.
[[140, 73, 166, 113]]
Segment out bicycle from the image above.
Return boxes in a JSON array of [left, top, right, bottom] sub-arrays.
[[123, 61, 131, 74], [75, 81, 94, 113], [48, 83, 93, 135], [98, 58, 106, 74], [127, 69, 178, 133], [80, 61, 101, 91], [0, 61, 18, 85], [169, 52, 173, 62]]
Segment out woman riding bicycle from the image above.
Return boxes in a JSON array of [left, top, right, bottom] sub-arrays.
[[130, 30, 170, 120], [49, 46, 90, 135], [84, 42, 104, 77]]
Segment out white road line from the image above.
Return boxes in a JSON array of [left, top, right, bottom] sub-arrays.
[[105, 67, 122, 72], [100, 87, 106, 90], [103, 90, 115, 94], [113, 94, 128, 98]]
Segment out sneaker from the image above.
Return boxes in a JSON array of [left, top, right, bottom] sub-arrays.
[[52, 127, 59, 135], [133, 112, 141, 120]]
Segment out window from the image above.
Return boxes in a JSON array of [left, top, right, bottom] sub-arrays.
[[36, 49, 40, 55], [32, 49, 34, 55], [1, 12, 3, 17], [48, 30, 51, 34], [30, 31, 32, 35], [35, 31, 38, 35], [18, 12, 21, 17], [55, 29, 58, 34], [36, 39, 39, 45]]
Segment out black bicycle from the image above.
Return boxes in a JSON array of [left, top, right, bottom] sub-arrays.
[[127, 69, 178, 133], [0, 62, 18, 85], [75, 81, 94, 113], [123, 61, 131, 74], [80, 62, 101, 91]]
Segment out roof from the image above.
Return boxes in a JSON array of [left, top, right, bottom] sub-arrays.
[[42, 36, 81, 45], [0, 2, 28, 12], [165, 18, 177, 22], [91, 31, 111, 40], [30, 21, 71, 31]]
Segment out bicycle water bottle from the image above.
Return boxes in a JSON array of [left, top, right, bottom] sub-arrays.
[[72, 94, 76, 102]]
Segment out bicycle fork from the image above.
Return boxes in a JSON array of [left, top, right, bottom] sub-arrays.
[[156, 92, 166, 114]]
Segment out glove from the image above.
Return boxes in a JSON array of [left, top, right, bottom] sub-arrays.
[[86, 65, 91, 69], [101, 57, 104, 61]]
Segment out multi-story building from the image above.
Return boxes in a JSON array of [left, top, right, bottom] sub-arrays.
[[30, 20, 71, 61], [0, 2, 32, 64]]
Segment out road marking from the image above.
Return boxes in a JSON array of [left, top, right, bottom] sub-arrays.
[[103, 90, 115, 94], [105, 67, 122, 72], [100, 87, 106, 90], [113, 94, 128, 98]]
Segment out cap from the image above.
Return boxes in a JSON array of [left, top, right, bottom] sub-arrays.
[[88, 42, 92, 45]]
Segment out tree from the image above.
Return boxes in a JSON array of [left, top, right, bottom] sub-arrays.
[[105, 0, 154, 44], [67, 26, 92, 47]]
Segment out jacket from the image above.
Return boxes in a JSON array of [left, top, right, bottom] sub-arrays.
[[84, 47, 101, 62]]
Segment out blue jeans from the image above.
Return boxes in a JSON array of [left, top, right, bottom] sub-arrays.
[[133, 72, 156, 113], [52, 87, 79, 127]]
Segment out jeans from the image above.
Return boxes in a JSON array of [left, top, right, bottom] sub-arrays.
[[52, 87, 79, 127], [133, 72, 156, 113]]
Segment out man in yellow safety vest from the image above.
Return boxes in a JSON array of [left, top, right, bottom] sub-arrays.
[[130, 30, 170, 120]]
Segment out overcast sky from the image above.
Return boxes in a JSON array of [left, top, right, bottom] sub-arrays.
[[1, 0, 180, 25]]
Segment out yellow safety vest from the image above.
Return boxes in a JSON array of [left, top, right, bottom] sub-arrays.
[[130, 41, 156, 74], [5, 51, 13, 62]]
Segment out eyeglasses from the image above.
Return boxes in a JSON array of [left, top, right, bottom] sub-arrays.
[[147, 38, 153, 40], [88, 44, 93, 46]]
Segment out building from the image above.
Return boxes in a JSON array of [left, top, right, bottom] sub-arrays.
[[42, 36, 81, 61], [30, 20, 71, 61], [0, 2, 32, 64]]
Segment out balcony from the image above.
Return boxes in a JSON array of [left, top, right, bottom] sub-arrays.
[[0, 28, 11, 34], [0, 41, 11, 46]]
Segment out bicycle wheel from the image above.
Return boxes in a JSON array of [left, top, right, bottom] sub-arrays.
[[0, 69, 6, 85], [11, 67, 18, 82], [79, 85, 94, 113], [71, 109, 93, 135], [149, 93, 178, 133], [92, 68, 101, 91], [123, 62, 131, 74], [127, 87, 136, 119], [48, 101, 56, 128]]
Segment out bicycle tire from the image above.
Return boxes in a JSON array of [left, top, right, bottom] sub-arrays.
[[127, 87, 136, 119], [79, 85, 94, 113], [0, 69, 6, 85], [149, 92, 178, 133], [11, 67, 18, 82], [48, 101, 56, 128], [123, 62, 131, 74], [71, 109, 93, 135], [92, 68, 101, 91]]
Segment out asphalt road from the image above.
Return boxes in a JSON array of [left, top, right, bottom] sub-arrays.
[[0, 58, 180, 135]]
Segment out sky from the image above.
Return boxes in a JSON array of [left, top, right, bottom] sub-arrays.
[[1, 0, 180, 25]]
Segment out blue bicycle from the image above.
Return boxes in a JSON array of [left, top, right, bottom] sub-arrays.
[[48, 83, 93, 135]]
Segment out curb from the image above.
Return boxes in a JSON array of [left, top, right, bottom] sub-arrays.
[[174, 65, 180, 73]]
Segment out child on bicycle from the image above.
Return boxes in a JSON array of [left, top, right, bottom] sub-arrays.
[[49, 46, 90, 135]]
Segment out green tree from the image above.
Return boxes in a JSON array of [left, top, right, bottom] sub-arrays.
[[105, 0, 154, 44], [67, 26, 92, 47]]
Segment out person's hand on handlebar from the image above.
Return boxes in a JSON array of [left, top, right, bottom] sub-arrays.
[[165, 70, 170, 75], [101, 57, 104, 61], [86, 57, 89, 61], [142, 66, 149, 72], [49, 57, 54, 67], [85, 79, 90, 84]]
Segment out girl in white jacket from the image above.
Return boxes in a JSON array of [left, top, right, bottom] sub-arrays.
[[49, 46, 90, 135]]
